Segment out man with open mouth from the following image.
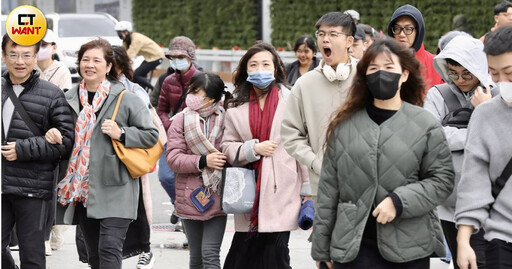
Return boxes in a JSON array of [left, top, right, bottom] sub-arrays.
[[281, 11, 358, 204]]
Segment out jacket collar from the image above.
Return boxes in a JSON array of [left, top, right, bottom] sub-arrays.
[[177, 64, 198, 83], [2, 69, 40, 90]]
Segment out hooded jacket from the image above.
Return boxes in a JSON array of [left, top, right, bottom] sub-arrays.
[[424, 36, 497, 221], [388, 5, 443, 91]]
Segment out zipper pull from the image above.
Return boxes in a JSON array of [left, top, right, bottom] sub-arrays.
[[274, 184, 277, 193]]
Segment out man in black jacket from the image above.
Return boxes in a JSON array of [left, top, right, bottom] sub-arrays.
[[1, 33, 74, 269]]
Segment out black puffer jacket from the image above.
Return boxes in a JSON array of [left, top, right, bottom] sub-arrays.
[[1, 70, 74, 200]]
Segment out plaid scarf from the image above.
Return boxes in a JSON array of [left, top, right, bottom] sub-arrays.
[[57, 79, 111, 206], [183, 102, 225, 193], [249, 86, 279, 232]]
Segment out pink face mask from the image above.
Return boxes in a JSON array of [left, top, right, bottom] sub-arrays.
[[186, 94, 218, 117], [37, 45, 53, 61]]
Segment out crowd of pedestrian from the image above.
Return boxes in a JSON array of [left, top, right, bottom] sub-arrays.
[[2, 1, 512, 269]]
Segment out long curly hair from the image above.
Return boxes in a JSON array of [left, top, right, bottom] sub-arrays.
[[228, 41, 287, 107], [325, 38, 424, 146]]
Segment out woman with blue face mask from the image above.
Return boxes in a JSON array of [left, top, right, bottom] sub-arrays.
[[221, 42, 312, 269], [157, 36, 200, 223]]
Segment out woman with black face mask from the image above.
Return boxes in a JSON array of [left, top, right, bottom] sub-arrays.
[[311, 39, 455, 269]]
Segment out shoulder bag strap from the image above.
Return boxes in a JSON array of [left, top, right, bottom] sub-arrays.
[[4, 86, 42, 136], [434, 84, 462, 113], [111, 90, 126, 121], [492, 156, 512, 199]]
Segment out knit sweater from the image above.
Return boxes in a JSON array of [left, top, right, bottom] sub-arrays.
[[455, 95, 512, 243]]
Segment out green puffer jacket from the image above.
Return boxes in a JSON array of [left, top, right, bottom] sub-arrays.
[[311, 102, 454, 263]]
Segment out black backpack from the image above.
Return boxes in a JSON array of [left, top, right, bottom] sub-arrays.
[[435, 84, 473, 129]]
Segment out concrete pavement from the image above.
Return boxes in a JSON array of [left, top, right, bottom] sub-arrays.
[[12, 171, 454, 268]]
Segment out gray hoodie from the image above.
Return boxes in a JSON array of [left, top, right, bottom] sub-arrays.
[[424, 36, 496, 221]]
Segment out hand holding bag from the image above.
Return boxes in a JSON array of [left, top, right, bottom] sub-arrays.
[[111, 91, 164, 178], [221, 145, 256, 214]]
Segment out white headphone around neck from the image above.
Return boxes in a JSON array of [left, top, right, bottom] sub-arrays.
[[322, 61, 352, 82]]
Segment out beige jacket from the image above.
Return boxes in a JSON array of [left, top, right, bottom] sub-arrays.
[[38, 60, 72, 91], [281, 58, 357, 196], [125, 32, 165, 62]]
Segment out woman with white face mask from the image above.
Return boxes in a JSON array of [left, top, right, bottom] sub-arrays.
[[221, 42, 312, 269], [37, 29, 72, 91]]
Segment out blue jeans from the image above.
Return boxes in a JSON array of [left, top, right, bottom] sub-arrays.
[[158, 144, 176, 204]]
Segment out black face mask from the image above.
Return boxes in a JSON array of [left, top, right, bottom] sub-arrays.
[[366, 70, 402, 100]]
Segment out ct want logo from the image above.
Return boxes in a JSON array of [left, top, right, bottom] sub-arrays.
[[5, 5, 47, 46]]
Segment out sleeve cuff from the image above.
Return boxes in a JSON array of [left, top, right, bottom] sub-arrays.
[[243, 139, 260, 163], [300, 182, 311, 196], [388, 192, 403, 217], [456, 218, 482, 234], [199, 155, 207, 170]]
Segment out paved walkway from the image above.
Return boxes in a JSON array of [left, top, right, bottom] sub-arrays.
[[11, 171, 454, 268]]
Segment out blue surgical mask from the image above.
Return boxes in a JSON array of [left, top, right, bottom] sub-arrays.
[[247, 70, 275, 89], [170, 58, 190, 71]]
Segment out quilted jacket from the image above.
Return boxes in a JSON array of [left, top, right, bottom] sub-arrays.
[[1, 70, 74, 200], [157, 64, 200, 130], [311, 102, 454, 263]]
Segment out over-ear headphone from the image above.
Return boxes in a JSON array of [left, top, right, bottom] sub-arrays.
[[322, 62, 352, 82]]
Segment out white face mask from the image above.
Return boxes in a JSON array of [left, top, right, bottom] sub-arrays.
[[37, 45, 53, 61], [498, 81, 512, 103]]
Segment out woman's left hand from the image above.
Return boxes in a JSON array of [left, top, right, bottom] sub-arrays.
[[372, 197, 396, 224], [101, 119, 122, 140]]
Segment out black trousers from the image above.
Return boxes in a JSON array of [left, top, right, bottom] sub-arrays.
[[333, 237, 430, 269], [75, 203, 131, 269], [223, 231, 291, 269], [486, 239, 512, 269], [133, 59, 162, 90], [2, 194, 47, 269], [441, 220, 486, 269]]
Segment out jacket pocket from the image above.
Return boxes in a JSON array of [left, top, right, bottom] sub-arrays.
[[394, 214, 431, 248], [331, 202, 358, 250], [101, 154, 129, 186]]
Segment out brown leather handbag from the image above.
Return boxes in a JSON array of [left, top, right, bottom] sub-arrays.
[[111, 90, 164, 178]]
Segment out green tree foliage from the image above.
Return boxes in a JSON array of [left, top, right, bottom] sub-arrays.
[[271, 0, 498, 53], [132, 0, 258, 49]]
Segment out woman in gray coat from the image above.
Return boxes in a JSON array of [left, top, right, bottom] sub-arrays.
[[311, 39, 454, 269], [48, 38, 158, 269]]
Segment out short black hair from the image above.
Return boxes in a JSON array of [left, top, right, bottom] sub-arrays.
[[446, 58, 462, 66], [293, 35, 317, 54], [2, 33, 41, 55], [494, 0, 512, 15], [315, 12, 356, 37], [188, 72, 226, 103], [484, 25, 512, 55]]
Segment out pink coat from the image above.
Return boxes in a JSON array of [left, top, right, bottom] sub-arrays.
[[221, 87, 310, 233], [166, 112, 226, 220]]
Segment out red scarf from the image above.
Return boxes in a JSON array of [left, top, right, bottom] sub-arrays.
[[248, 86, 279, 232]]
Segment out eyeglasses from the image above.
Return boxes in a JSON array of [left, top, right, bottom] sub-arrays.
[[448, 72, 474, 81], [392, 25, 415, 35], [315, 30, 347, 39], [6, 53, 36, 61]]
